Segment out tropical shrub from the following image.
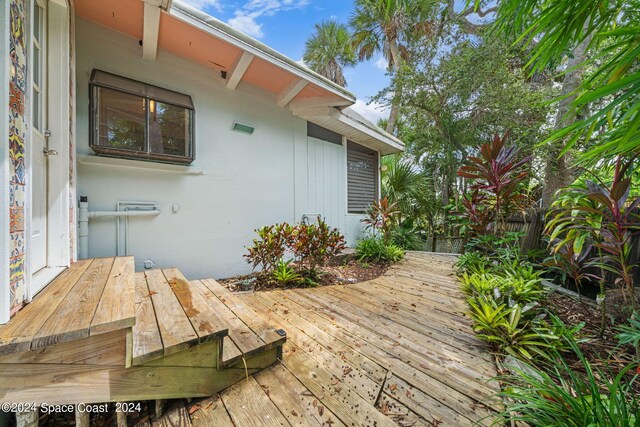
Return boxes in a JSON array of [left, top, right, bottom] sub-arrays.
[[244, 223, 291, 272], [496, 334, 639, 426], [271, 259, 302, 287], [457, 132, 533, 237], [361, 198, 400, 243], [356, 237, 405, 264], [288, 218, 346, 274], [390, 218, 425, 250], [546, 157, 640, 310], [246, 218, 345, 275]]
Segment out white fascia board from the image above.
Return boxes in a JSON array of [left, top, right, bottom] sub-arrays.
[[296, 108, 404, 155], [337, 113, 404, 153], [169, 1, 356, 105]]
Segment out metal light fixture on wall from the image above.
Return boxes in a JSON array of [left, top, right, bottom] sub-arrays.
[[232, 122, 255, 135]]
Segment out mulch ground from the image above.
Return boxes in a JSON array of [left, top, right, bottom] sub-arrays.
[[218, 256, 388, 292], [544, 292, 639, 392]]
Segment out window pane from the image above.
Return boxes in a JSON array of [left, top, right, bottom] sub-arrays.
[[95, 87, 146, 151], [33, 4, 41, 43], [32, 90, 40, 131], [148, 101, 191, 157]]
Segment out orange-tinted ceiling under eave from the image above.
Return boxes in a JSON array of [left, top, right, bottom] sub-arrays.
[[75, 0, 144, 41], [74, 0, 347, 104], [157, 12, 242, 72]]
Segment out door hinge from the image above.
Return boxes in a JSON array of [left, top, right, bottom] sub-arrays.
[[43, 148, 58, 156]]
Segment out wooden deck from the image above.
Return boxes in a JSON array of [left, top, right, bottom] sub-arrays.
[[0, 258, 285, 404], [184, 252, 499, 427]]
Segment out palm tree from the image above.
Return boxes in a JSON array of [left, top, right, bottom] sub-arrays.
[[303, 21, 356, 87], [350, 0, 434, 134]]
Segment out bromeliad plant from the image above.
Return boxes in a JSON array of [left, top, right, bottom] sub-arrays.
[[457, 132, 533, 237]]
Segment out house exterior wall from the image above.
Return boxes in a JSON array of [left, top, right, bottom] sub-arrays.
[[75, 19, 367, 280], [7, 0, 28, 317]]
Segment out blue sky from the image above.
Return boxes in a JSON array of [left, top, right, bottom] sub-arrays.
[[180, 0, 391, 123]]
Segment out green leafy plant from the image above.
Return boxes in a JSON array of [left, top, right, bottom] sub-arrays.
[[390, 218, 425, 250], [244, 223, 291, 273], [356, 237, 405, 264], [271, 260, 302, 287], [495, 332, 639, 426], [468, 298, 556, 361], [456, 251, 490, 275], [617, 312, 640, 358]]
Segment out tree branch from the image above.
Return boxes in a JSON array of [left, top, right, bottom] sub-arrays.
[[445, 0, 497, 35]]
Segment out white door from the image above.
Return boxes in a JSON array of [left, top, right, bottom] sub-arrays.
[[30, 0, 48, 282]]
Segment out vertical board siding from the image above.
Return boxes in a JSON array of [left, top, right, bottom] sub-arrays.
[[304, 136, 346, 231], [347, 141, 378, 214]]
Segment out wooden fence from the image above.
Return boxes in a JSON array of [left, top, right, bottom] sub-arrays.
[[425, 209, 639, 284]]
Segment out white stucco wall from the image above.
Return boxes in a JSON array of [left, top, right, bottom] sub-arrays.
[[75, 19, 367, 280]]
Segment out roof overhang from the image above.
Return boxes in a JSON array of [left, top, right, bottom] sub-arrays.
[[296, 107, 404, 155], [73, 0, 404, 155]]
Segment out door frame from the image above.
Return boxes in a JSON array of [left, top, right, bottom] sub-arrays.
[[25, 0, 71, 300]]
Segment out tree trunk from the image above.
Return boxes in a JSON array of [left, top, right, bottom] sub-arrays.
[[386, 37, 403, 135], [541, 34, 592, 208]]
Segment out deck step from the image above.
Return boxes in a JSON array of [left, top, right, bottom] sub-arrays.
[[193, 279, 287, 367], [0, 257, 136, 356], [132, 270, 228, 365]]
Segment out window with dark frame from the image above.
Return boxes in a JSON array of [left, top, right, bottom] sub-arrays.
[[89, 70, 195, 164], [347, 140, 379, 214]]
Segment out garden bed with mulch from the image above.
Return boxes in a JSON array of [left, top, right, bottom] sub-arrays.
[[544, 291, 640, 393], [218, 255, 388, 292]]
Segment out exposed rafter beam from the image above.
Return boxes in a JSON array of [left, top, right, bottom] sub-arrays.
[[277, 79, 308, 108], [226, 51, 255, 90], [142, 2, 161, 61]]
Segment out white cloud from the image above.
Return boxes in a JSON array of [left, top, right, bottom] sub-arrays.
[[375, 57, 389, 71], [227, 0, 309, 38], [179, 0, 223, 13], [228, 13, 264, 38], [351, 99, 390, 125]]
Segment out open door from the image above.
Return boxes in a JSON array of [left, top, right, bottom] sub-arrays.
[[28, 0, 71, 298]]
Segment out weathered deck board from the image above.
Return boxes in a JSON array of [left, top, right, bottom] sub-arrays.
[[0, 259, 93, 355], [145, 270, 200, 357], [133, 272, 165, 365], [222, 252, 500, 427], [220, 376, 291, 427], [188, 280, 265, 365], [32, 257, 115, 349], [91, 256, 136, 335], [162, 269, 228, 342]]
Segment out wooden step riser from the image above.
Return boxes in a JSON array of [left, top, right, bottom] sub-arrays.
[[0, 347, 279, 405]]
